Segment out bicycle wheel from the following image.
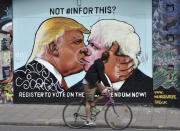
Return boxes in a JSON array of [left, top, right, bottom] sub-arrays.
[[62, 102, 86, 128], [105, 103, 133, 130]]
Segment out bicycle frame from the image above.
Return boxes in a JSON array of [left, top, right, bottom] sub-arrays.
[[71, 91, 114, 121], [91, 91, 114, 117], [63, 89, 132, 129]]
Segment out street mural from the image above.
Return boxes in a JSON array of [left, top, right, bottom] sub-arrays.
[[13, 0, 153, 104], [0, 0, 178, 108], [0, 83, 13, 104], [0, 0, 13, 104], [153, 0, 180, 107]]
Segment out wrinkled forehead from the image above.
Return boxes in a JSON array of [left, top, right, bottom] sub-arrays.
[[88, 35, 106, 49]]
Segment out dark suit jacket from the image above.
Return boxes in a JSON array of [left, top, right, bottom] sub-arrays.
[[118, 69, 153, 103], [69, 68, 153, 104], [84, 59, 110, 87], [13, 60, 65, 104]]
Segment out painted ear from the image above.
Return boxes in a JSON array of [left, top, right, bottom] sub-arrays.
[[48, 42, 59, 57]]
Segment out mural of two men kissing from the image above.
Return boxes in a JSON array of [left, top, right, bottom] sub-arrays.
[[14, 17, 153, 104]]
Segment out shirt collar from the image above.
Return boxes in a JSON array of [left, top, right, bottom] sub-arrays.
[[34, 57, 62, 84], [105, 73, 125, 91]]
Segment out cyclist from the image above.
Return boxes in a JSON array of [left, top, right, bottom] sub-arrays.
[[82, 51, 114, 126]]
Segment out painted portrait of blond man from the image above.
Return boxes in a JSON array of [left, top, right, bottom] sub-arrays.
[[13, 17, 90, 103]]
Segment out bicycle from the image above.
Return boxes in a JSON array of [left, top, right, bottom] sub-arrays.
[[62, 90, 133, 130]]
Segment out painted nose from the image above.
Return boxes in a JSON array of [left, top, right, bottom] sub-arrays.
[[80, 46, 92, 56], [85, 45, 93, 56], [80, 47, 89, 56]]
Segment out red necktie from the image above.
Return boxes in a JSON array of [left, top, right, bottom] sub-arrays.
[[61, 78, 68, 91]]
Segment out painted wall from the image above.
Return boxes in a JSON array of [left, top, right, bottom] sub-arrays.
[[13, 0, 153, 104], [153, 0, 180, 108]]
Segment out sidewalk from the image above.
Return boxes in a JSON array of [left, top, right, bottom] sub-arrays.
[[0, 104, 180, 130]]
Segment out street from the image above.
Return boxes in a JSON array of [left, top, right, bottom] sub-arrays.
[[0, 125, 178, 131]]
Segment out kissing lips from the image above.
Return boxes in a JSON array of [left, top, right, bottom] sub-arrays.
[[79, 58, 89, 64]]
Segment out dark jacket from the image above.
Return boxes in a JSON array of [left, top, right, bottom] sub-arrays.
[[13, 60, 65, 104], [69, 68, 153, 104], [118, 69, 153, 103], [84, 59, 110, 87]]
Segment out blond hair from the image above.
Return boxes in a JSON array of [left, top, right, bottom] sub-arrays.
[[27, 17, 89, 63]]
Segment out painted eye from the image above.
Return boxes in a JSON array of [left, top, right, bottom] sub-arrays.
[[90, 43, 94, 47], [90, 43, 99, 50], [73, 39, 83, 44], [77, 39, 82, 44]]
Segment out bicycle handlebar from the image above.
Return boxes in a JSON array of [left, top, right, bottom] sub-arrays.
[[107, 89, 112, 93], [103, 88, 114, 97]]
